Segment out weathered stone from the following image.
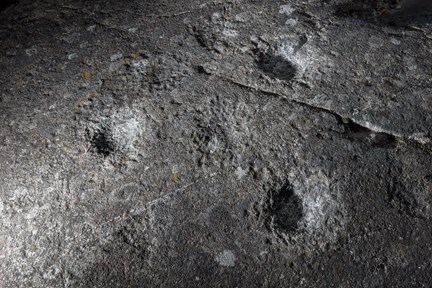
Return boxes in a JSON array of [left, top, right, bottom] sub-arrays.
[[1, 0, 432, 286]]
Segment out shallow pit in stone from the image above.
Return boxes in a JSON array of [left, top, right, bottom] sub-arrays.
[[256, 52, 297, 81], [264, 181, 303, 234], [91, 129, 115, 157]]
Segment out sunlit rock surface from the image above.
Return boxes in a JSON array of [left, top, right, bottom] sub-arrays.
[[1, 0, 432, 286]]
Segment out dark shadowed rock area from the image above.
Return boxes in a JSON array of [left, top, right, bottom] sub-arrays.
[[1, 0, 432, 287]]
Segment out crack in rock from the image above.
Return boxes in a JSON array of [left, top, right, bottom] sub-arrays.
[[223, 76, 432, 152]]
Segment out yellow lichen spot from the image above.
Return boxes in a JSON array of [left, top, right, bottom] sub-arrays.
[[87, 91, 97, 98], [169, 173, 179, 182], [394, 135, 404, 143], [81, 69, 91, 79], [16, 79, 24, 88], [131, 52, 140, 59], [341, 117, 350, 124]]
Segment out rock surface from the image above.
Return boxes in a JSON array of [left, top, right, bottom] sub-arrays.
[[1, 0, 432, 286]]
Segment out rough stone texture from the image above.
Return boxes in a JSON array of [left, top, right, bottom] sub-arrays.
[[1, 0, 432, 287]]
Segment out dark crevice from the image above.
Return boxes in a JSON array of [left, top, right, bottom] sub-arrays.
[[339, 118, 398, 148], [334, 0, 432, 27], [0, 0, 18, 12], [223, 76, 432, 152], [289, 99, 398, 148], [294, 99, 432, 152]]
